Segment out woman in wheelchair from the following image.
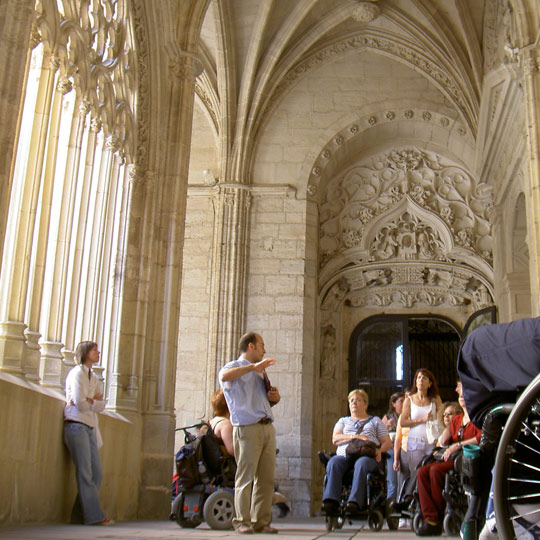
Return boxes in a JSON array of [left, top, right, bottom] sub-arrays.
[[209, 389, 235, 457], [416, 381, 481, 537], [321, 389, 392, 516]]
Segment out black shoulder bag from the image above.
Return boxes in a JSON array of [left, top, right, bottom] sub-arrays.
[[345, 416, 379, 460]]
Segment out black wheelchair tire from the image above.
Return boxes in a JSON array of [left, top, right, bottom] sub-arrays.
[[493, 372, 540, 540], [203, 490, 235, 530], [368, 509, 384, 531], [385, 498, 399, 530], [412, 511, 424, 534], [443, 511, 461, 537]]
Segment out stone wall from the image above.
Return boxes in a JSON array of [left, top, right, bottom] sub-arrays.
[[0, 374, 138, 525]]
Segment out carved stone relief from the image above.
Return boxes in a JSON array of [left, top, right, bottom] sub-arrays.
[[320, 147, 494, 270], [320, 326, 337, 379], [319, 146, 495, 314]]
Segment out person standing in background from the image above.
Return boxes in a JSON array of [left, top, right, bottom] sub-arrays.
[[383, 392, 405, 500]]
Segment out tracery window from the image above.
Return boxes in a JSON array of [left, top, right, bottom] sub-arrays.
[[0, 0, 137, 390]]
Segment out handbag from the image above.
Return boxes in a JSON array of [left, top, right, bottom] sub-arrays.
[[346, 438, 378, 459], [345, 416, 379, 460], [425, 402, 444, 444]]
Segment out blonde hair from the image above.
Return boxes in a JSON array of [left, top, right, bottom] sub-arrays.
[[348, 388, 369, 406]]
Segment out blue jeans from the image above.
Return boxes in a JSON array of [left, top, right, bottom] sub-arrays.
[[63, 422, 106, 524], [323, 455, 378, 507], [386, 449, 397, 499]]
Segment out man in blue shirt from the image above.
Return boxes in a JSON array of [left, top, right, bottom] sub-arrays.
[[219, 332, 281, 534]]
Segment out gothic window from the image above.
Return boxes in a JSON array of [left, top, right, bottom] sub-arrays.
[[0, 0, 136, 388]]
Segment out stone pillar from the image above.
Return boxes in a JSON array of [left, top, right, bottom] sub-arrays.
[[522, 47, 540, 316], [0, 0, 34, 265], [206, 184, 251, 391], [107, 165, 152, 413], [113, 46, 199, 517], [38, 99, 89, 388], [0, 50, 59, 376]]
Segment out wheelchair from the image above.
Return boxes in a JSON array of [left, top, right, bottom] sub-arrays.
[[387, 449, 468, 536], [491, 372, 540, 540], [318, 450, 395, 532], [169, 422, 236, 530]]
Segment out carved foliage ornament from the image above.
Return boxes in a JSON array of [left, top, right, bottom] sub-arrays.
[[319, 147, 494, 267], [35, 0, 136, 160], [321, 266, 493, 312]]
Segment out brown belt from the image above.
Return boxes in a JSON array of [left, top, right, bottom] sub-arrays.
[[258, 417, 272, 424]]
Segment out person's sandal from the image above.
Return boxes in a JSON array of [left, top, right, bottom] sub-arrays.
[[95, 519, 115, 526]]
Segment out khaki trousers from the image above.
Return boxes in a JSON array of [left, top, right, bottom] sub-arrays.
[[232, 422, 276, 530]]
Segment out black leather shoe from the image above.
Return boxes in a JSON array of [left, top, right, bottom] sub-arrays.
[[417, 522, 443, 536], [345, 501, 364, 516], [322, 499, 340, 516]]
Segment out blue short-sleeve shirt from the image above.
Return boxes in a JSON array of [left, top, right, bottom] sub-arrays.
[[219, 356, 274, 426]]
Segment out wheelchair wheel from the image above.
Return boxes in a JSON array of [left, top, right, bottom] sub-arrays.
[[493, 373, 540, 540], [412, 510, 424, 534], [443, 511, 461, 536], [368, 509, 384, 531], [203, 490, 234, 530], [336, 515, 345, 529], [385, 498, 399, 530]]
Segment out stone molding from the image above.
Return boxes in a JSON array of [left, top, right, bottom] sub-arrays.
[[306, 108, 466, 199]]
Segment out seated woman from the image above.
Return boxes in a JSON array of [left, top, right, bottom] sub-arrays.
[[437, 401, 463, 446], [209, 389, 234, 456], [416, 381, 481, 537], [322, 389, 392, 516]]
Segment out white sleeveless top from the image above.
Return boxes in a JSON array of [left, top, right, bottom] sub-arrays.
[[408, 400, 432, 442]]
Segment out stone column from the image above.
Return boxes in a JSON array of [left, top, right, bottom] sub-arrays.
[[113, 47, 199, 517], [206, 183, 251, 392], [38, 96, 88, 388], [0, 0, 34, 266], [521, 47, 540, 316], [0, 50, 59, 376]]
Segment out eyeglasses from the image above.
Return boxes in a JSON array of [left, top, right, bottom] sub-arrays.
[[443, 412, 455, 417], [457, 425, 465, 441]]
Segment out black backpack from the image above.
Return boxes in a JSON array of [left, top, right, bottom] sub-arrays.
[[175, 422, 224, 488]]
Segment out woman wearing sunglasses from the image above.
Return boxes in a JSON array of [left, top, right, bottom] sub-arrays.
[[415, 381, 481, 537]]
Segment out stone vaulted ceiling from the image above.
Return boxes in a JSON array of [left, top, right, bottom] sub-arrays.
[[190, 0, 508, 316], [193, 0, 491, 181]]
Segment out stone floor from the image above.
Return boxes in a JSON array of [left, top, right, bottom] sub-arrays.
[[0, 518, 422, 540]]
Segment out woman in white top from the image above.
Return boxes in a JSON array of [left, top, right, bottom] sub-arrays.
[[63, 341, 113, 526], [400, 368, 442, 476]]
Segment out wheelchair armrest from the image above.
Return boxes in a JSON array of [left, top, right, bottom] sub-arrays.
[[318, 451, 335, 468]]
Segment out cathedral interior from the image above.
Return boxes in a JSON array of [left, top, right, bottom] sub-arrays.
[[1, 0, 540, 524]]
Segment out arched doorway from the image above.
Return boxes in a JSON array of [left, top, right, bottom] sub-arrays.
[[348, 315, 462, 418]]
